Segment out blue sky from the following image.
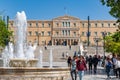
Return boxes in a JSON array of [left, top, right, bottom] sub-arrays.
[[0, 0, 116, 20]]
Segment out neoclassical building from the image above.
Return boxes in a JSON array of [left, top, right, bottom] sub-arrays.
[[9, 15, 117, 46]]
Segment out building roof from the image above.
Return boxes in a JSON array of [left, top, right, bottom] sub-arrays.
[[52, 15, 80, 20]]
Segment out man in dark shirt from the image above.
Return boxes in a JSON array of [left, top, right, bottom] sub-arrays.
[[92, 55, 99, 74], [88, 55, 93, 73]]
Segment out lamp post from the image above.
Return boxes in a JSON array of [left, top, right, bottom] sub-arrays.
[[93, 37, 101, 55], [102, 32, 107, 60]]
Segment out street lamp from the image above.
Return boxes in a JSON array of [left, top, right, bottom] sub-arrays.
[[93, 37, 101, 55], [102, 32, 107, 60]]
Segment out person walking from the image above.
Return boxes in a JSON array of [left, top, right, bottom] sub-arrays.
[[115, 57, 120, 79], [67, 56, 72, 67], [105, 56, 112, 79], [112, 54, 117, 76], [76, 55, 87, 80], [66, 52, 69, 58], [74, 51, 77, 57], [92, 55, 99, 74], [70, 56, 77, 80], [62, 52, 64, 58], [87, 55, 93, 73]]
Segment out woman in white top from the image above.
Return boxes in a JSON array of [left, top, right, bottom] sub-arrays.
[[115, 57, 120, 79]]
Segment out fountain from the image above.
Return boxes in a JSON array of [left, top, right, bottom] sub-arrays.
[[49, 48, 53, 68], [37, 48, 43, 68], [77, 42, 85, 56], [7, 11, 38, 67], [80, 43, 84, 55], [0, 11, 70, 80], [14, 11, 27, 59]]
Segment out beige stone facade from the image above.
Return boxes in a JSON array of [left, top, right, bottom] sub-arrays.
[[9, 15, 117, 46]]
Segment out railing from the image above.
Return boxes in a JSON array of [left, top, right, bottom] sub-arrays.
[[53, 27, 79, 30], [52, 35, 80, 38]]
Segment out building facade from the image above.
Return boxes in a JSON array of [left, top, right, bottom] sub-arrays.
[[9, 15, 117, 46]]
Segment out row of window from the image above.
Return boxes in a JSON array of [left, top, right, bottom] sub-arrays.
[[81, 32, 110, 36], [28, 31, 110, 37], [28, 40, 46, 45], [9, 23, 51, 28], [28, 23, 51, 28], [55, 31, 77, 36], [82, 23, 115, 27], [28, 31, 78, 37], [56, 30, 71, 36], [62, 22, 70, 27], [28, 31, 51, 36], [10, 22, 115, 28]]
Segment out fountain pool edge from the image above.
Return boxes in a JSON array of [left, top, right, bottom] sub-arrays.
[[0, 67, 70, 80]]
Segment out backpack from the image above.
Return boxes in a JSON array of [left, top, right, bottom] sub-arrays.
[[106, 61, 112, 68], [71, 60, 76, 70]]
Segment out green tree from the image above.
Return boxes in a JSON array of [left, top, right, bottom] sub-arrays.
[[105, 31, 120, 55], [0, 20, 12, 48], [100, 0, 120, 22], [101, 0, 120, 55]]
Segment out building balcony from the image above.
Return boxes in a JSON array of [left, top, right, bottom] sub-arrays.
[[53, 27, 79, 31], [52, 35, 80, 38]]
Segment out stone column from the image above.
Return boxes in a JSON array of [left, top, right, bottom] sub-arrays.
[[55, 39, 56, 45], [52, 39, 54, 46], [70, 39, 71, 45], [67, 39, 68, 46]]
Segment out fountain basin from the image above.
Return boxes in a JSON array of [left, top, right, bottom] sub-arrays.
[[9, 59, 38, 67], [0, 67, 70, 80]]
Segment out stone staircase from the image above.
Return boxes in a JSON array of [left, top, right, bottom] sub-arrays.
[[34, 45, 79, 62], [34, 45, 105, 62]]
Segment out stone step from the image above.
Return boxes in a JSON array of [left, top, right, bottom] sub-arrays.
[[34, 46, 105, 62]]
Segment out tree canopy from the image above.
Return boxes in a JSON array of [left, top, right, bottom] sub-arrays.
[[100, 0, 120, 55], [101, 0, 120, 22], [105, 31, 120, 55], [0, 20, 12, 48]]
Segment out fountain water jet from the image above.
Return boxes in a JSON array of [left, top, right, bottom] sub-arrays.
[[8, 11, 38, 67], [2, 46, 9, 67], [14, 11, 27, 58], [37, 48, 43, 68], [49, 48, 53, 68], [25, 43, 37, 59]]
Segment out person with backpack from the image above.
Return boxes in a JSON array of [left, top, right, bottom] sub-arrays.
[[70, 56, 77, 80], [105, 56, 112, 79], [76, 55, 87, 80]]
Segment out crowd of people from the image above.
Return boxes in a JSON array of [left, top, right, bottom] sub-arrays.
[[104, 54, 120, 79], [67, 54, 120, 80]]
